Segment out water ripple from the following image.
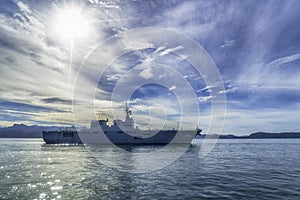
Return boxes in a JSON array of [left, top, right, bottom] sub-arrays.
[[0, 138, 299, 199]]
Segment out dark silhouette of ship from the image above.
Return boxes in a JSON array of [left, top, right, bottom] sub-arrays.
[[43, 103, 201, 144]]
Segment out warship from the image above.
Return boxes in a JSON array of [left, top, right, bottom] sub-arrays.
[[42, 103, 201, 145]]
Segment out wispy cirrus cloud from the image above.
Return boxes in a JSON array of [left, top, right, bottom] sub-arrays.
[[0, 0, 299, 135], [0, 0, 131, 126], [266, 53, 300, 68]]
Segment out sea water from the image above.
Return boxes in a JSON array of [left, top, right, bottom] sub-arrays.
[[0, 138, 299, 199]]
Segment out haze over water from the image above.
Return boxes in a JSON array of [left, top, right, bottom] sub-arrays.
[[0, 138, 299, 199]]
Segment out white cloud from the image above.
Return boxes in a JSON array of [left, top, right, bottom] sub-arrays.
[[198, 96, 213, 103], [153, 46, 166, 54], [159, 1, 219, 37], [221, 40, 235, 48], [266, 53, 300, 68], [197, 85, 213, 93], [159, 45, 184, 56], [169, 85, 176, 91], [139, 68, 153, 79], [122, 38, 155, 50], [17, 1, 32, 14]]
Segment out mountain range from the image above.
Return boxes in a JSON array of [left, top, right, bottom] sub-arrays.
[[0, 124, 62, 138], [0, 124, 300, 139]]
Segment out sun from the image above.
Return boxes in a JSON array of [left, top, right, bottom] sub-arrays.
[[57, 8, 89, 39], [51, 5, 93, 41]]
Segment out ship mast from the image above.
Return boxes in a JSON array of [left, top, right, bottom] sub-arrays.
[[124, 102, 134, 128], [125, 102, 132, 117], [125, 102, 129, 117]]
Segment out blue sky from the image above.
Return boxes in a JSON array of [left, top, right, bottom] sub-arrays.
[[0, 0, 299, 134]]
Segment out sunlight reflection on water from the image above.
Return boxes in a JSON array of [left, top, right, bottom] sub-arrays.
[[0, 138, 299, 199]]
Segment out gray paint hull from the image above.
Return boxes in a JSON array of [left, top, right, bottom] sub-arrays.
[[43, 130, 198, 145]]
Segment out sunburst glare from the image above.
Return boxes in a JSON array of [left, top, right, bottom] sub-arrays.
[[51, 5, 94, 42]]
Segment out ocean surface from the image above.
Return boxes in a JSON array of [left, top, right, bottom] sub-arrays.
[[0, 138, 299, 200]]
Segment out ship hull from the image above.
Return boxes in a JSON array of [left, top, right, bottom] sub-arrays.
[[42, 131, 82, 144], [43, 130, 198, 145]]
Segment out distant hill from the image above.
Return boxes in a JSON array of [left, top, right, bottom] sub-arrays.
[[0, 124, 62, 138], [197, 132, 300, 139], [247, 132, 300, 139]]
